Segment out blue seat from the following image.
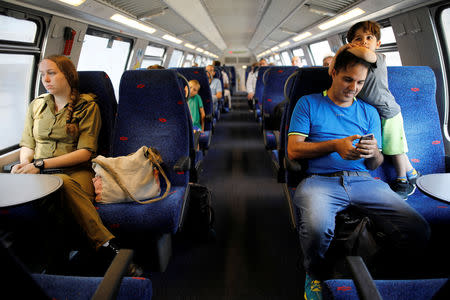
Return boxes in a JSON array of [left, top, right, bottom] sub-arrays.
[[175, 67, 213, 152], [78, 71, 117, 156], [253, 66, 271, 122], [1, 242, 153, 300], [323, 256, 449, 300], [260, 66, 298, 150], [95, 69, 191, 270]]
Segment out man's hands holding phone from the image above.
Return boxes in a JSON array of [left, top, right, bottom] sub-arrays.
[[334, 134, 378, 160]]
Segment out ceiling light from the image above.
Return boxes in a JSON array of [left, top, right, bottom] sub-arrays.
[[185, 43, 196, 49], [271, 46, 279, 52], [242, 65, 247, 69], [162, 34, 182, 44], [196, 48, 204, 53], [292, 32, 312, 42], [306, 4, 336, 17], [279, 41, 290, 48], [57, 0, 86, 6], [318, 8, 365, 30], [110, 14, 156, 34]]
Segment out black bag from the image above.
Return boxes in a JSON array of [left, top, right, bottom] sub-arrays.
[[183, 183, 215, 241], [325, 209, 381, 278]]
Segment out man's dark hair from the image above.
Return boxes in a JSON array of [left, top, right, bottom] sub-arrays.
[[333, 50, 372, 73], [213, 60, 221, 66], [347, 20, 381, 43]]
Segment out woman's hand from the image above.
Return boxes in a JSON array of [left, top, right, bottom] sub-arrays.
[[11, 163, 40, 174]]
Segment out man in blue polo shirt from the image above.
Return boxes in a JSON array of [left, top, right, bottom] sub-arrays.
[[287, 49, 430, 300]]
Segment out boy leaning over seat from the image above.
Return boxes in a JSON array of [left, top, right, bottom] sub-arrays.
[[330, 20, 419, 199]]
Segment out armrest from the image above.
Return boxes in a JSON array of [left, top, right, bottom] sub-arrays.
[[3, 161, 19, 173], [173, 156, 191, 172], [91, 249, 134, 300], [284, 157, 303, 173], [346, 256, 382, 300]]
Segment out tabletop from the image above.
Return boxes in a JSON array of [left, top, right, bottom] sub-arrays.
[[416, 173, 450, 203], [0, 173, 63, 208]]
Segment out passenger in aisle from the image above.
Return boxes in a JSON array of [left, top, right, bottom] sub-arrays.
[[246, 62, 259, 109], [288, 49, 430, 300]]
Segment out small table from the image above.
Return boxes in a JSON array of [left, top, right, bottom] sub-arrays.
[[0, 174, 63, 208], [416, 173, 450, 203]]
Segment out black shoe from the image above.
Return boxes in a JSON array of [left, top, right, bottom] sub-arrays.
[[391, 179, 416, 199], [407, 171, 421, 185], [101, 240, 143, 277]]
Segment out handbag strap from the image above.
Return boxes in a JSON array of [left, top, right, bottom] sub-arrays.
[[93, 147, 172, 204]]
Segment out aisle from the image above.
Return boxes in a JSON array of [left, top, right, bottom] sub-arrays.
[[151, 96, 303, 299]]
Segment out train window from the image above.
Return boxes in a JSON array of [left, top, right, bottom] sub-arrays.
[[77, 32, 132, 98], [168, 49, 184, 68], [0, 54, 34, 151], [194, 55, 202, 66], [309, 40, 332, 66], [0, 14, 37, 43], [378, 26, 402, 66], [280, 51, 291, 65], [439, 7, 450, 70], [141, 44, 165, 68]]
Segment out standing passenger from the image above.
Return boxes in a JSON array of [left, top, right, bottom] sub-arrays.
[[332, 20, 419, 198], [186, 80, 205, 132], [206, 65, 222, 114]]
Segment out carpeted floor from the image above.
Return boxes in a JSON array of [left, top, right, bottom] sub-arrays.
[[150, 96, 304, 299]]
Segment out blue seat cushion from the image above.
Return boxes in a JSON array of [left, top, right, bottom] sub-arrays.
[[33, 274, 152, 300], [96, 186, 187, 234], [323, 278, 448, 300], [199, 130, 212, 150], [264, 130, 277, 150], [406, 191, 450, 225]]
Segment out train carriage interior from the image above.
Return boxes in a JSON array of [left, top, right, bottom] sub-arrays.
[[1, 0, 450, 299]]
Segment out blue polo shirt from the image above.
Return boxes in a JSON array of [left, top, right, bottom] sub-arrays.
[[288, 91, 381, 174]]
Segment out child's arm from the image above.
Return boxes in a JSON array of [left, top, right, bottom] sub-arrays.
[[200, 107, 205, 131], [328, 44, 377, 75]]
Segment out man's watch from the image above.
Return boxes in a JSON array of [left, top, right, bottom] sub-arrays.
[[33, 159, 45, 171]]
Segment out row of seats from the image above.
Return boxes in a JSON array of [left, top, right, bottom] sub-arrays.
[[255, 66, 449, 298]]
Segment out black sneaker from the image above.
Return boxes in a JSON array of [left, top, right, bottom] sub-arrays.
[[408, 171, 421, 185], [101, 240, 143, 277], [391, 179, 416, 199]]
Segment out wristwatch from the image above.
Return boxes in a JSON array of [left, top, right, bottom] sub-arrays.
[[33, 159, 45, 172]]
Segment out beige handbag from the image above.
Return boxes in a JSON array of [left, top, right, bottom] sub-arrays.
[[92, 146, 171, 204]]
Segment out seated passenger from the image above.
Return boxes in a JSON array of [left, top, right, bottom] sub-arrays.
[[322, 54, 334, 67], [147, 64, 165, 69], [287, 49, 430, 300], [11, 55, 138, 273], [213, 60, 231, 110], [292, 56, 303, 67], [205, 65, 222, 113], [185, 79, 205, 132], [246, 62, 259, 109]]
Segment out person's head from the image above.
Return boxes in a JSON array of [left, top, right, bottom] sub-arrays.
[[259, 58, 268, 66], [187, 80, 200, 98], [206, 65, 215, 78], [291, 56, 302, 67], [322, 55, 334, 67], [39, 55, 79, 136], [213, 60, 221, 66], [147, 64, 165, 70], [329, 50, 372, 105], [347, 21, 381, 52], [192, 63, 199, 67]]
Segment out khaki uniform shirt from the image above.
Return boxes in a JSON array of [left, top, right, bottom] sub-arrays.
[[20, 93, 101, 159]]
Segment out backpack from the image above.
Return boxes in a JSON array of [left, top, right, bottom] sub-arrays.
[[183, 183, 215, 241]]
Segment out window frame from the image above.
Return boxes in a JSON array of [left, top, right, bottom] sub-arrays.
[[142, 43, 166, 67], [0, 8, 46, 155]]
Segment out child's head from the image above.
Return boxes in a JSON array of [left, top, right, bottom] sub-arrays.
[[347, 21, 382, 51], [187, 80, 200, 98]]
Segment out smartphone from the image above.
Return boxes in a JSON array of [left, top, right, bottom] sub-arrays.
[[358, 134, 374, 143]]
